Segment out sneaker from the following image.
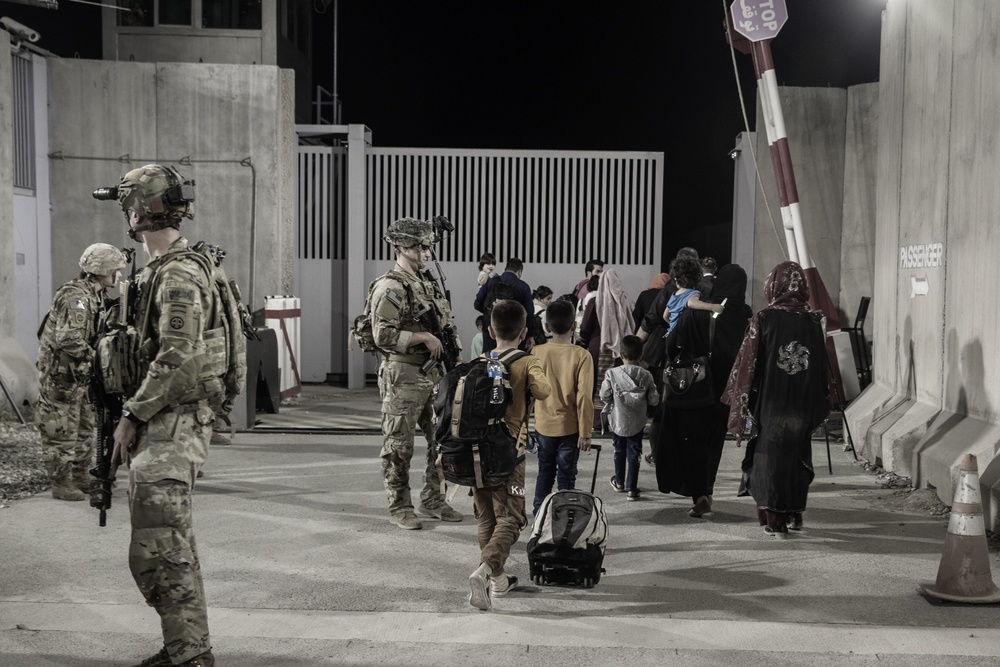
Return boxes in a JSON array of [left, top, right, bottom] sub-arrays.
[[787, 513, 803, 531], [763, 525, 789, 539], [131, 647, 171, 667], [626, 490, 641, 501], [179, 651, 215, 667], [609, 477, 625, 493], [491, 574, 519, 597], [419, 504, 463, 522], [468, 562, 492, 611], [389, 511, 423, 530]]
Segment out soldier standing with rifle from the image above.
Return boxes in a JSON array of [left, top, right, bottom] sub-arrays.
[[96, 164, 219, 667], [36, 243, 126, 501], [368, 217, 463, 530]]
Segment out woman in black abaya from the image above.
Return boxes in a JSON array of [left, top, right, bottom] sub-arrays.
[[723, 261, 830, 538], [656, 264, 752, 517]]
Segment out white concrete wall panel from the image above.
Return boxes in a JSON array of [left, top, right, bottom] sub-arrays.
[[751, 87, 847, 313], [871, 0, 907, 392], [47, 60, 293, 315], [840, 83, 879, 338], [48, 60, 158, 288], [946, 0, 1000, 423], [895, 0, 953, 409]]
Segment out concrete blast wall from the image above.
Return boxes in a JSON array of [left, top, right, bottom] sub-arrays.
[[46, 60, 297, 312], [846, 0, 1000, 528]]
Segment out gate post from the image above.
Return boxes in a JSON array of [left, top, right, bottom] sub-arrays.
[[346, 124, 371, 389]]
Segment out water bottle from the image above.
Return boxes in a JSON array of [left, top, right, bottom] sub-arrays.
[[487, 350, 504, 404]]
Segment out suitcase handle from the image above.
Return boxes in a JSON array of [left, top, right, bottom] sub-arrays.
[[588, 443, 601, 494]]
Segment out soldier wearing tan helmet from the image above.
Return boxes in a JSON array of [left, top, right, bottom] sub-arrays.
[[368, 217, 463, 529], [36, 243, 126, 501], [95, 164, 217, 667]]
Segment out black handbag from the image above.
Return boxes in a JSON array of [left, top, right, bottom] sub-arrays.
[[662, 318, 716, 409]]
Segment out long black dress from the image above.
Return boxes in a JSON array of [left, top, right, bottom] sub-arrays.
[[740, 309, 829, 513], [656, 266, 752, 502]]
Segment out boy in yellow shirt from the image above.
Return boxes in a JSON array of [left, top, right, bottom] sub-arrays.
[[468, 301, 551, 611], [530, 299, 594, 515]]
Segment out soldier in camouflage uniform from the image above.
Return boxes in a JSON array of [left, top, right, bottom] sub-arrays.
[[370, 217, 463, 530], [36, 243, 126, 500], [103, 165, 217, 667]]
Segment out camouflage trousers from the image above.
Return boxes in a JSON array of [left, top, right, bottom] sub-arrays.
[[128, 402, 213, 664], [378, 360, 447, 515], [36, 379, 94, 475]]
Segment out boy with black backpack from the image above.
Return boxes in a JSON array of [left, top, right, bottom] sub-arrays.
[[468, 301, 550, 611]]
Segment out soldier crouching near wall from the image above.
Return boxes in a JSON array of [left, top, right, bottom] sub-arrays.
[[100, 165, 217, 667], [36, 243, 127, 500], [369, 217, 463, 530]]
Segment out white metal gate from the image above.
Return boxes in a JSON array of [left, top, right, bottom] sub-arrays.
[[295, 130, 663, 384]]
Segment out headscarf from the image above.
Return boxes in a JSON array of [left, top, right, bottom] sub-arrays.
[[722, 261, 812, 435], [595, 269, 634, 358], [648, 272, 670, 290]]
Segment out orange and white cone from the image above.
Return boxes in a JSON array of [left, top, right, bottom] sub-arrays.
[[919, 453, 1000, 603]]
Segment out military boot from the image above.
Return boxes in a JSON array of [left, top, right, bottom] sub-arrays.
[[71, 462, 95, 494], [179, 650, 215, 666], [131, 647, 170, 667], [51, 464, 85, 501]]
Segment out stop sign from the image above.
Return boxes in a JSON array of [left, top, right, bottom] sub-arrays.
[[731, 0, 788, 42]]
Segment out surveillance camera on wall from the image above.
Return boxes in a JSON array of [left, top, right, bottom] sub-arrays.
[[1, 17, 41, 44]]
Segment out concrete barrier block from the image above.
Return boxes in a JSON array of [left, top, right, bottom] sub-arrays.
[[879, 400, 940, 476], [845, 381, 897, 462], [912, 411, 1000, 527]]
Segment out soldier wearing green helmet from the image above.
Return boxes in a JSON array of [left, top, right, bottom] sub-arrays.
[[97, 164, 217, 667], [367, 217, 463, 530], [36, 243, 126, 501]]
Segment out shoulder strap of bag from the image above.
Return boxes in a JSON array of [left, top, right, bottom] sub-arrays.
[[708, 316, 716, 357]]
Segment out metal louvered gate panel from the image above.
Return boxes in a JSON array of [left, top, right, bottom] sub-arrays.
[[297, 142, 663, 382], [296, 145, 349, 381], [365, 148, 662, 267]]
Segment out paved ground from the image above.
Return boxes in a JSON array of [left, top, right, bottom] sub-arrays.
[[2, 385, 1000, 666]]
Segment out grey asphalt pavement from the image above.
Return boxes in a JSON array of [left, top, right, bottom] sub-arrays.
[[2, 401, 1000, 666]]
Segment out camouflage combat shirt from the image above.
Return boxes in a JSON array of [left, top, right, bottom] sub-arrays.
[[37, 278, 102, 387], [369, 269, 459, 359], [124, 237, 220, 422]]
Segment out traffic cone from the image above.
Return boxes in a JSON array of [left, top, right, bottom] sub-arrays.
[[919, 453, 1000, 603]]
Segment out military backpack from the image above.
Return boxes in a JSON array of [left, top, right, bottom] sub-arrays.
[[95, 242, 247, 417]]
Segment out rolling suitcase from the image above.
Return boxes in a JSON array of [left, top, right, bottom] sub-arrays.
[[526, 444, 608, 588]]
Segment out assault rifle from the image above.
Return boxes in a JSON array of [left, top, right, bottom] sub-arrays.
[[416, 303, 461, 375], [87, 247, 136, 526], [87, 376, 120, 527]]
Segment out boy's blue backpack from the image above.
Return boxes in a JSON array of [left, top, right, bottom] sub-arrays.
[[433, 349, 528, 488]]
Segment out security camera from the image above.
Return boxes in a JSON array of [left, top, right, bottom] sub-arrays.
[[1, 17, 41, 44], [728, 148, 741, 161]]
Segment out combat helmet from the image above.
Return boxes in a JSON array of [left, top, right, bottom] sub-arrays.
[[79, 243, 127, 277], [115, 164, 195, 238], [383, 217, 435, 248]]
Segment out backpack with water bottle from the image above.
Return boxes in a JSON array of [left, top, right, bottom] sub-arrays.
[[433, 348, 529, 488]]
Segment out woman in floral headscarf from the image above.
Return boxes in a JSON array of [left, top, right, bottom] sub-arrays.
[[722, 261, 830, 538]]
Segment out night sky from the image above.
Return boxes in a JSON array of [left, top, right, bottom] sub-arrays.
[[4, 0, 884, 267]]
